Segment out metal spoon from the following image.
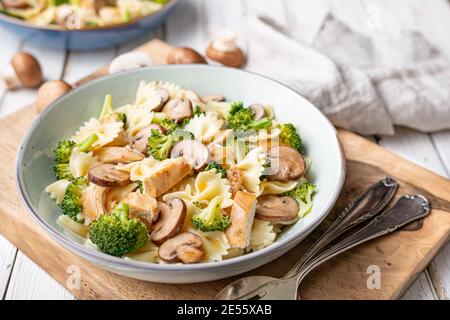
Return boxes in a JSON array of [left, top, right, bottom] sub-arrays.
[[236, 194, 430, 300], [215, 177, 398, 300]]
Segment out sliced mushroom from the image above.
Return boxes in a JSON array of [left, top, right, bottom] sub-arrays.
[[122, 192, 159, 230], [35, 80, 72, 113], [164, 98, 193, 123], [94, 147, 144, 164], [267, 145, 306, 182], [158, 232, 203, 264], [3, 0, 30, 9], [103, 130, 129, 147], [167, 47, 207, 65], [2, 52, 43, 90], [249, 103, 265, 120], [131, 124, 165, 154], [171, 139, 210, 171], [256, 195, 299, 222], [81, 184, 109, 221], [152, 88, 170, 111], [88, 163, 131, 187], [201, 94, 225, 103], [206, 31, 245, 68], [151, 198, 187, 245], [108, 51, 154, 74]]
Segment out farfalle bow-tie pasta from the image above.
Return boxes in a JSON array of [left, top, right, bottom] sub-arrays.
[[47, 80, 316, 264]]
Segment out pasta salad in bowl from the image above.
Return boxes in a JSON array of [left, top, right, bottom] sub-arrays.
[[17, 66, 345, 283]]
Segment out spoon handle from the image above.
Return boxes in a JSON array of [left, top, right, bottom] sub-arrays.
[[293, 195, 430, 284], [284, 177, 397, 278]]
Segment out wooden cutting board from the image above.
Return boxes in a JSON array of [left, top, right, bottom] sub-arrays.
[[1, 39, 450, 300]]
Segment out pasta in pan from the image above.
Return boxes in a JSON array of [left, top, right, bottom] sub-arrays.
[[46, 81, 316, 264]]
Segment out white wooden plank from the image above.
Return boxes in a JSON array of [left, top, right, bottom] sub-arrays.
[[63, 48, 116, 84], [402, 272, 439, 300], [0, 235, 17, 298], [5, 251, 74, 300], [165, 0, 207, 51]]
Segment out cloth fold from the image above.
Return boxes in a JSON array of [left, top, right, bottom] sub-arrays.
[[243, 15, 450, 135]]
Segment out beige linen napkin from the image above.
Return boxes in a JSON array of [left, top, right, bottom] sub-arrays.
[[243, 15, 450, 135]]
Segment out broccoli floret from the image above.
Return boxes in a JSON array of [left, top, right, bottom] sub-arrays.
[[278, 123, 304, 154], [88, 203, 148, 256], [160, 118, 179, 133], [147, 129, 173, 160], [60, 176, 89, 223], [54, 140, 76, 164], [98, 94, 114, 121], [205, 162, 227, 178], [53, 134, 98, 180], [283, 181, 316, 217], [192, 196, 230, 232], [136, 181, 143, 193], [54, 163, 73, 180], [192, 105, 205, 117], [171, 129, 194, 142], [227, 101, 272, 131]]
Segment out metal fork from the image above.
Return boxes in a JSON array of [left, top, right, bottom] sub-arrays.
[[237, 195, 430, 300]]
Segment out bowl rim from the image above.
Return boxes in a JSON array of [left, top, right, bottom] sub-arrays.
[[16, 64, 346, 272], [0, 0, 178, 32]]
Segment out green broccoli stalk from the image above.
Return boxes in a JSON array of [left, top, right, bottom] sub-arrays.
[[205, 162, 227, 178], [88, 203, 148, 256], [147, 129, 173, 160], [227, 101, 272, 131], [98, 94, 114, 121], [283, 181, 316, 217], [192, 196, 231, 232], [278, 123, 304, 154], [60, 176, 89, 223], [53, 134, 98, 180], [77, 134, 99, 152]]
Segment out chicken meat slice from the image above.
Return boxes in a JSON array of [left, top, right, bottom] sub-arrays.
[[82, 184, 109, 222], [121, 192, 159, 230], [225, 191, 257, 249]]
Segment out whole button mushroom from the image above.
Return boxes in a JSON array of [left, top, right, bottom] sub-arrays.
[[167, 47, 207, 65], [206, 31, 245, 68], [108, 51, 154, 74], [35, 80, 72, 113], [158, 232, 203, 264], [2, 52, 43, 90]]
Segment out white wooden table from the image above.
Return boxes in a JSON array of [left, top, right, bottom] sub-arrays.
[[1, 0, 449, 300]]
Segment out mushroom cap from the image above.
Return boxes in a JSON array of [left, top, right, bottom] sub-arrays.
[[108, 51, 154, 74], [206, 43, 245, 68], [256, 195, 299, 222], [94, 147, 145, 164], [164, 98, 193, 123], [167, 47, 207, 65], [11, 52, 43, 88], [151, 198, 187, 245], [35, 80, 72, 113], [158, 232, 203, 264]]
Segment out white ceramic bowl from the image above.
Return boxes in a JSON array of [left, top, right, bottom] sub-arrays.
[[16, 65, 346, 283]]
